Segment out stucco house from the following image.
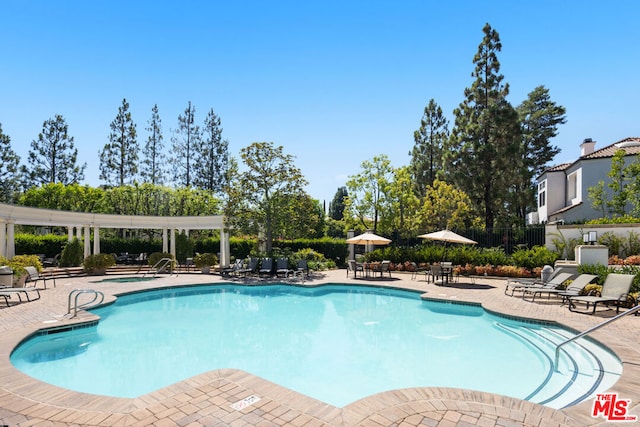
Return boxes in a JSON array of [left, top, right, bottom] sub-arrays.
[[531, 137, 640, 224]]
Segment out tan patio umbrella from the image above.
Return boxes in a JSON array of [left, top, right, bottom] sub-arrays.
[[418, 229, 477, 261], [346, 231, 392, 246], [417, 230, 477, 245], [346, 231, 391, 254]]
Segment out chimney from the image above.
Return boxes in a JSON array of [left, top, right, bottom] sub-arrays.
[[580, 138, 596, 156]]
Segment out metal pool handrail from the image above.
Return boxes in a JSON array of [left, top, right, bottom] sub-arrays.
[[67, 289, 105, 318], [554, 303, 640, 368], [144, 257, 177, 277]]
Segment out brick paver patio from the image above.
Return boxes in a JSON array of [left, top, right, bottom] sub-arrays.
[[1, 269, 639, 426]]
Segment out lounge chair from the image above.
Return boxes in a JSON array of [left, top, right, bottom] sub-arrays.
[[238, 258, 259, 278], [276, 258, 292, 278], [569, 273, 636, 314], [0, 284, 41, 302], [0, 291, 13, 306], [505, 272, 573, 297], [296, 259, 310, 278], [258, 258, 273, 277], [221, 259, 243, 277], [25, 266, 56, 289], [347, 260, 363, 278], [523, 274, 597, 302]]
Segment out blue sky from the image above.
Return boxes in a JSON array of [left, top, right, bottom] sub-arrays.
[[1, 1, 639, 206]]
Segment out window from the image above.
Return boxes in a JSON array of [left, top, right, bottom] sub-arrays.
[[538, 181, 546, 207], [568, 172, 578, 201]]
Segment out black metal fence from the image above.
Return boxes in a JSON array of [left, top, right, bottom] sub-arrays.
[[393, 225, 546, 254]]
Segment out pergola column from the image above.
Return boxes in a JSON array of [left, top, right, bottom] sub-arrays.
[[67, 226, 74, 241], [0, 220, 6, 258], [93, 226, 100, 254], [76, 226, 82, 240], [6, 220, 15, 259], [83, 226, 91, 258], [220, 229, 230, 268], [162, 228, 168, 253], [170, 228, 176, 257]]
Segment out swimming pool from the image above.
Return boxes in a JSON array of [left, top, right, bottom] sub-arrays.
[[10, 284, 621, 409]]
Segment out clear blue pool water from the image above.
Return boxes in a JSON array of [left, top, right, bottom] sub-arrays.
[[11, 284, 622, 408]]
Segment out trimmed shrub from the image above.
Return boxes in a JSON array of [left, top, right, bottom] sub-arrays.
[[83, 253, 116, 274], [59, 238, 84, 267]]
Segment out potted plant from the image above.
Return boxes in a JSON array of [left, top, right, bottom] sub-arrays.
[[83, 253, 116, 275], [193, 253, 217, 274], [7, 255, 42, 287]]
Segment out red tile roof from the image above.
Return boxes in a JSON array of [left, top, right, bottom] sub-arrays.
[[582, 137, 640, 159]]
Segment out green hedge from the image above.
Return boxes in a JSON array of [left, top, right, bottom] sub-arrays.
[[15, 234, 556, 272], [15, 233, 67, 257]]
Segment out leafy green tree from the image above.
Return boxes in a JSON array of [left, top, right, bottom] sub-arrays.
[[140, 104, 166, 185], [171, 101, 200, 187], [22, 115, 86, 186], [512, 86, 566, 224], [0, 123, 21, 203], [345, 155, 393, 233], [444, 23, 520, 231], [328, 186, 348, 220], [379, 166, 420, 238], [625, 156, 640, 217], [194, 108, 229, 194], [100, 98, 139, 186], [19, 183, 104, 212], [225, 142, 308, 254], [274, 193, 325, 239], [419, 180, 480, 230], [607, 149, 629, 217], [588, 180, 608, 218], [409, 99, 448, 198], [100, 184, 220, 217]]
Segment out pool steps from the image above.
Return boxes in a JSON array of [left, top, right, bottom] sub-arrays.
[[497, 324, 620, 409]]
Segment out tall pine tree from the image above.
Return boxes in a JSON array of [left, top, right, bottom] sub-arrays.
[[409, 99, 449, 198], [99, 98, 139, 187], [194, 108, 229, 194], [512, 86, 566, 224], [23, 115, 86, 186], [171, 101, 200, 187], [445, 23, 520, 231], [141, 104, 166, 185]]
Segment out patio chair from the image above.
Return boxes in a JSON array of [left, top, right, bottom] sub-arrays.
[[371, 260, 392, 278], [25, 266, 56, 289], [347, 260, 363, 278], [505, 272, 573, 297], [430, 264, 443, 285], [258, 258, 273, 277], [410, 262, 429, 281], [276, 258, 292, 278], [523, 274, 597, 302], [569, 273, 636, 314]]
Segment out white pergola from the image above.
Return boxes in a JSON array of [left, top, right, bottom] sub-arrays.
[[0, 203, 231, 268]]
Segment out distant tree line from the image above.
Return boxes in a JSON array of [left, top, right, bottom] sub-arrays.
[[0, 99, 229, 199]]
